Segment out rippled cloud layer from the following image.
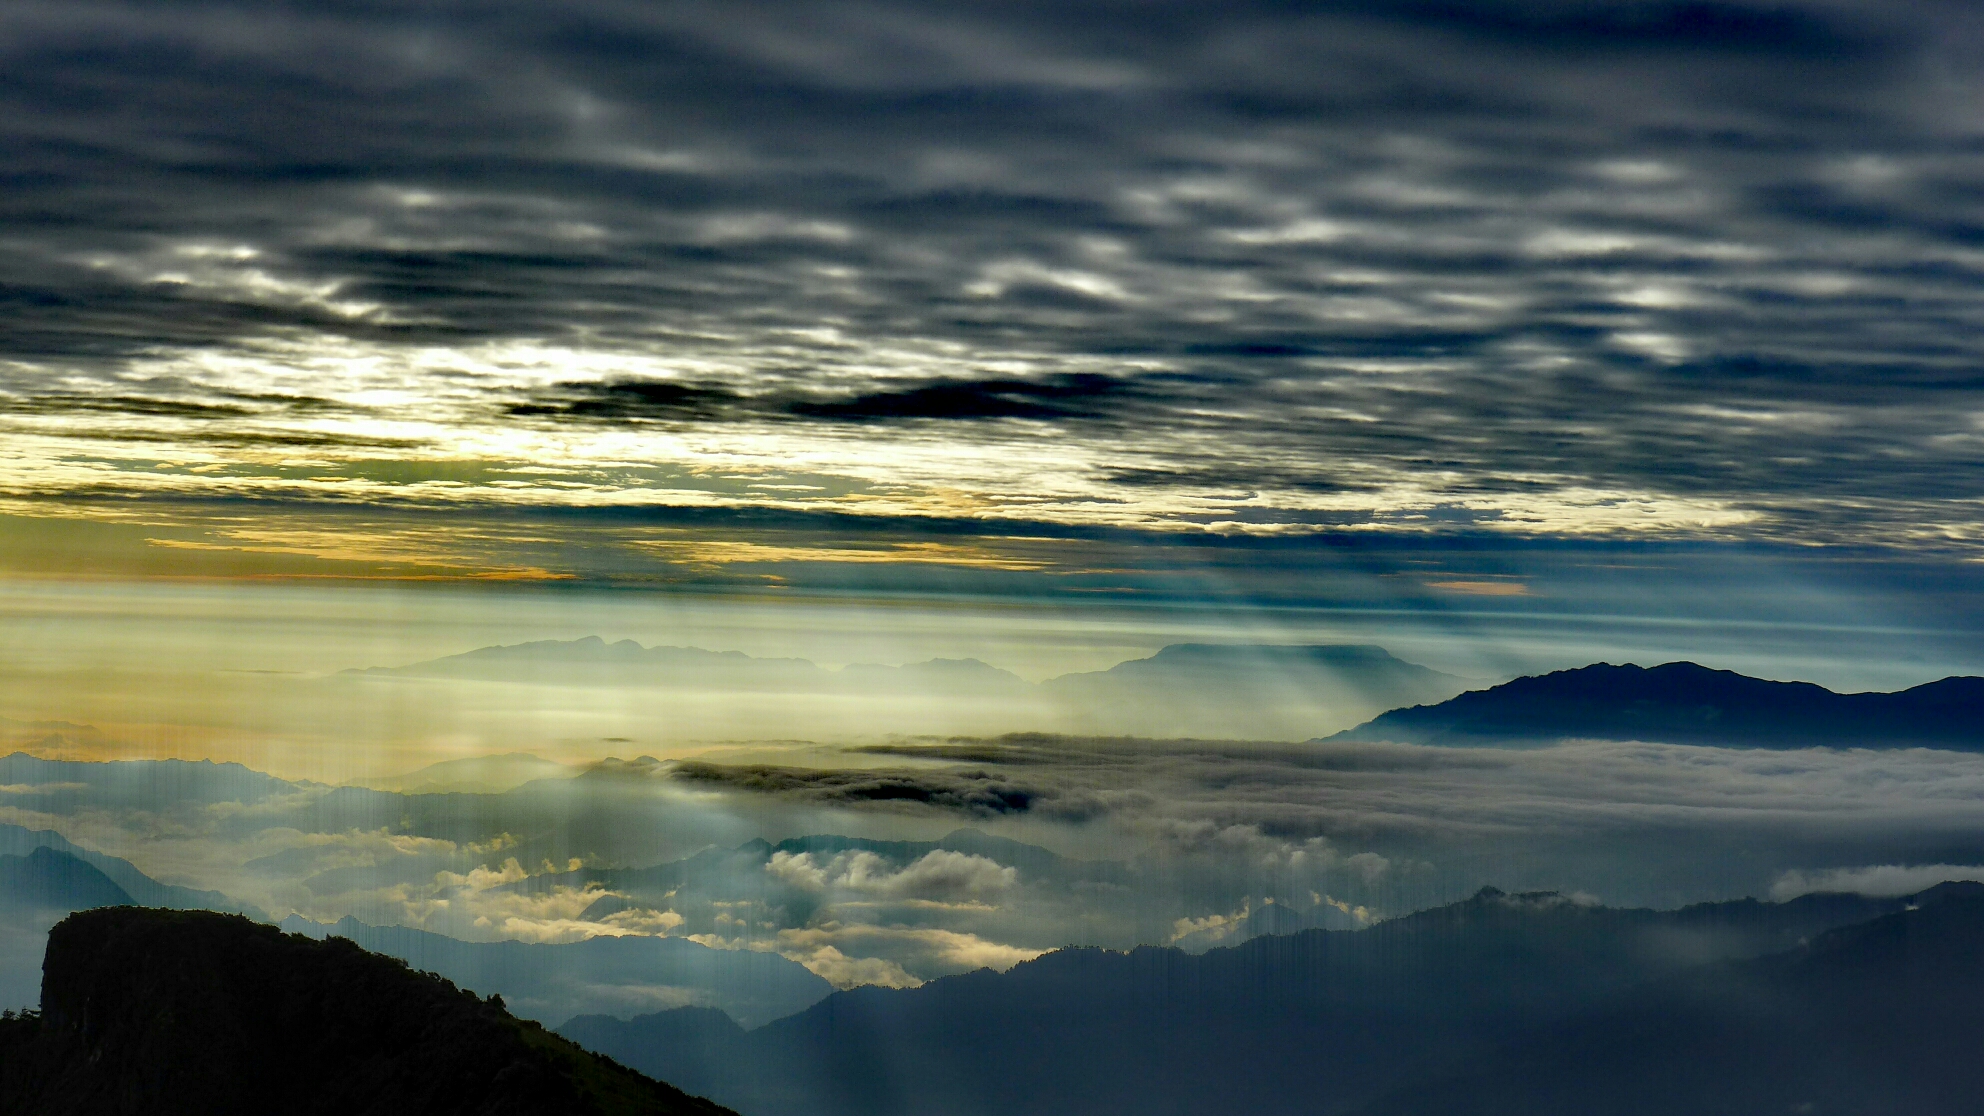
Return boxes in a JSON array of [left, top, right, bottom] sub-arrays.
[[4, 0, 1984, 567]]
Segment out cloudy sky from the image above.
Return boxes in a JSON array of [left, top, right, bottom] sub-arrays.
[[5, 0, 1984, 989], [5, 0, 1984, 596]]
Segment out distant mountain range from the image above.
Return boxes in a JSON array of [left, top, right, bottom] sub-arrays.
[[0, 848, 131, 913], [349, 637, 1031, 694], [557, 885, 1911, 1116], [1331, 660, 1984, 748], [9, 878, 1982, 1115], [1039, 642, 1470, 737], [354, 640, 1984, 749], [351, 637, 1474, 741], [0, 752, 298, 815], [1350, 882, 1984, 1116], [0, 907, 732, 1116], [357, 752, 579, 794], [0, 822, 263, 918], [0, 830, 266, 1012]]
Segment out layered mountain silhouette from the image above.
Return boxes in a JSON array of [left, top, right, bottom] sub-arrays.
[[0, 821, 261, 917], [560, 1008, 746, 1090], [0, 834, 268, 1012], [353, 637, 1471, 740], [1, 883, 1974, 1115], [0, 819, 831, 1031], [0, 848, 130, 912], [277, 913, 832, 1028], [1330, 660, 1984, 748], [0, 907, 734, 1116], [0, 752, 295, 810], [556, 886, 1905, 1116], [1351, 882, 1984, 1116]]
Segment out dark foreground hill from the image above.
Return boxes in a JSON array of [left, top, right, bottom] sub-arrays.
[[1331, 661, 1984, 748], [1352, 882, 1984, 1116], [560, 887, 1902, 1116], [0, 908, 734, 1116]]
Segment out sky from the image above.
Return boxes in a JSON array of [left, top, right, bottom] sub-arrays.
[[5, 0, 1984, 740], [5, 0, 1984, 993], [5, 1, 1984, 588]]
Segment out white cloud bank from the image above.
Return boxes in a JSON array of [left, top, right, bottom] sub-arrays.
[[1770, 864, 1984, 901]]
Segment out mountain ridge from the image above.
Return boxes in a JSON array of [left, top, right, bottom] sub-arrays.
[[346, 636, 1030, 693], [555, 884, 1907, 1115], [1329, 660, 1984, 749], [1348, 882, 1984, 1115], [0, 821, 263, 918], [353, 636, 1461, 692], [0, 848, 131, 913], [0, 907, 734, 1115]]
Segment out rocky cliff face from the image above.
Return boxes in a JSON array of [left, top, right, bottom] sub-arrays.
[[0, 907, 734, 1116]]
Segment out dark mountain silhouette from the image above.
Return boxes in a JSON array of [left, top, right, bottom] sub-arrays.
[[0, 841, 237, 1015], [0, 822, 261, 917], [0, 907, 735, 1116], [560, 1008, 746, 1084], [277, 913, 833, 1028], [0, 833, 267, 1015], [557, 887, 1901, 1116], [0, 849, 130, 912], [1352, 882, 1984, 1116], [1046, 642, 1462, 696], [1331, 660, 1984, 748]]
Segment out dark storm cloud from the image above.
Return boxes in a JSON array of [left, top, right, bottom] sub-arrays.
[[787, 372, 1128, 422], [2, 395, 255, 420], [1360, 0, 1878, 50], [507, 371, 1132, 424], [669, 760, 1039, 815], [3, 0, 1983, 550], [505, 380, 750, 422]]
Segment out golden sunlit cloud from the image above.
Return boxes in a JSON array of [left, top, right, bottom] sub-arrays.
[[1424, 580, 1531, 597]]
